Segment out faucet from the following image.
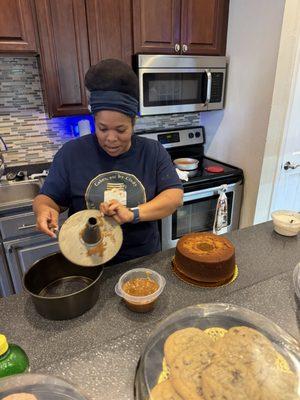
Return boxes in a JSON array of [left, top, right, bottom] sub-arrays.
[[0, 136, 8, 180]]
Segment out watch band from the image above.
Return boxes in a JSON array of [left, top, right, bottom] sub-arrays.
[[130, 207, 140, 224]]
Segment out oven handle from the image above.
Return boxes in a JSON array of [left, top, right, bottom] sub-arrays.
[[183, 182, 240, 201]]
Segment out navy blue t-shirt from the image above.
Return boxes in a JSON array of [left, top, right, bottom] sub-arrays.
[[40, 134, 183, 264]]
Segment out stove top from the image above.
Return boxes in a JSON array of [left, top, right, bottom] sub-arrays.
[[138, 125, 244, 191], [179, 156, 243, 192]]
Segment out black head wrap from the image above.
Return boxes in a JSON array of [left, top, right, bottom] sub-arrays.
[[85, 59, 139, 117]]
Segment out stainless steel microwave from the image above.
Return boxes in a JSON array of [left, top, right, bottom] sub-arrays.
[[136, 54, 227, 116]]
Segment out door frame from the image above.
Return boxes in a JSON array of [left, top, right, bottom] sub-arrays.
[[254, 0, 300, 224]]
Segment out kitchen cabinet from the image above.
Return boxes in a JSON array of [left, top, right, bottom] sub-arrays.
[[0, 208, 67, 295], [34, 0, 90, 117], [132, 0, 181, 55], [34, 0, 133, 117], [86, 0, 132, 66], [0, 0, 37, 53], [0, 244, 13, 297], [132, 0, 229, 55], [4, 236, 59, 294]]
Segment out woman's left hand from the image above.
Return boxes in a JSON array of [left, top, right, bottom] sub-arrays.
[[100, 200, 134, 224]]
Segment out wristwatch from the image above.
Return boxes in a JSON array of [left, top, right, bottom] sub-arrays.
[[130, 207, 140, 224]]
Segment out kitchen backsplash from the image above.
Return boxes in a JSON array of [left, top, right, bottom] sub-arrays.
[[0, 56, 200, 166]]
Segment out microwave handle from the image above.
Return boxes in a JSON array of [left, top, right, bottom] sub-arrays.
[[204, 69, 212, 106]]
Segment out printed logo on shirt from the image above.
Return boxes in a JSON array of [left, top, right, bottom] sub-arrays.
[[85, 170, 146, 210]]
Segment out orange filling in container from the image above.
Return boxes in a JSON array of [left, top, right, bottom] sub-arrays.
[[122, 278, 159, 297]]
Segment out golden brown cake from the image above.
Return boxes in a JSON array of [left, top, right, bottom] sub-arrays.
[[173, 233, 235, 285]]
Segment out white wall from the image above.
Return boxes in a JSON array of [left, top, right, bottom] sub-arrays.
[[201, 0, 285, 228], [255, 0, 300, 222]]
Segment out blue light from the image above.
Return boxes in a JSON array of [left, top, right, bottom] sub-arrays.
[[51, 115, 95, 138]]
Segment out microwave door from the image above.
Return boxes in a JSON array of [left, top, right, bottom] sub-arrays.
[[139, 68, 210, 116]]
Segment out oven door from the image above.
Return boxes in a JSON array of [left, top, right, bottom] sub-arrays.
[[161, 181, 243, 251], [139, 68, 225, 115]]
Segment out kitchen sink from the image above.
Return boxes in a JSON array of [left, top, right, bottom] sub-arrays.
[[0, 180, 41, 211]]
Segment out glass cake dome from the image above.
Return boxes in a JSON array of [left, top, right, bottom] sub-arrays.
[[134, 303, 300, 400], [0, 373, 89, 399]]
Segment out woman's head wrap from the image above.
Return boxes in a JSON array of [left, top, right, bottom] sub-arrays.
[[85, 59, 139, 117]]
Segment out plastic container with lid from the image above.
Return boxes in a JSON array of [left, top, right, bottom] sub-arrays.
[[0, 373, 89, 399], [0, 334, 29, 378], [134, 303, 300, 400], [271, 210, 300, 236], [115, 268, 166, 312]]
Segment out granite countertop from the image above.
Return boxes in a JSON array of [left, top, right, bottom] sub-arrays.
[[1, 221, 300, 399]]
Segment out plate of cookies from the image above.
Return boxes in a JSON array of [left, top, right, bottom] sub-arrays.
[[134, 303, 300, 400]]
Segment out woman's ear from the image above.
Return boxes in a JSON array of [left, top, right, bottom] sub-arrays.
[[131, 116, 136, 128]]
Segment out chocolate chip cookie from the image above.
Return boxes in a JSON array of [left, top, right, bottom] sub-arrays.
[[150, 379, 183, 400], [170, 343, 216, 400], [164, 327, 214, 366], [202, 356, 261, 400]]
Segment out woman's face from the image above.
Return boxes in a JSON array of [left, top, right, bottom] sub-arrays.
[[95, 110, 134, 157]]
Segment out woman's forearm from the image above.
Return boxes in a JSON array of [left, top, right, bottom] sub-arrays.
[[33, 194, 60, 214], [139, 188, 183, 222]]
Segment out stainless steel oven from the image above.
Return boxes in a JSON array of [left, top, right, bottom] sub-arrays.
[[161, 182, 243, 250], [140, 126, 244, 250], [136, 54, 227, 116]]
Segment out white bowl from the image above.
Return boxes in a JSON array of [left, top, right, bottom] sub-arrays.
[[173, 158, 199, 171], [271, 210, 300, 236]]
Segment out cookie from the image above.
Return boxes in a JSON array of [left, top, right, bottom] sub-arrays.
[[214, 326, 278, 379], [202, 356, 261, 400], [150, 379, 183, 400], [164, 327, 214, 366], [170, 343, 216, 400], [260, 367, 299, 400]]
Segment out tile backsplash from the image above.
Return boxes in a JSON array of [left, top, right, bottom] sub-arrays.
[[0, 56, 200, 167]]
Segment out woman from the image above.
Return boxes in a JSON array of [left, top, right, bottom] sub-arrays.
[[33, 59, 183, 264]]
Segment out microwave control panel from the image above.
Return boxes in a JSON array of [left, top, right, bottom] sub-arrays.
[[211, 73, 224, 103]]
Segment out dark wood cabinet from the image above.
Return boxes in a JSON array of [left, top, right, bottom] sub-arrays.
[[181, 0, 229, 55], [0, 0, 37, 52], [34, 0, 91, 117], [133, 0, 229, 56], [35, 0, 133, 117], [132, 0, 181, 54], [86, 0, 132, 66]]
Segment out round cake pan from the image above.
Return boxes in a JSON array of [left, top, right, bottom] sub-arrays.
[[23, 252, 103, 320]]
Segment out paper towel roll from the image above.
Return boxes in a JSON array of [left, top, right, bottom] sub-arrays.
[[78, 119, 91, 136]]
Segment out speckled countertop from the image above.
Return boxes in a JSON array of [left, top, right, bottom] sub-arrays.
[[1, 221, 300, 399]]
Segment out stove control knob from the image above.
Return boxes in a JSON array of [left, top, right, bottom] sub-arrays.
[[188, 132, 194, 139], [195, 131, 201, 138]]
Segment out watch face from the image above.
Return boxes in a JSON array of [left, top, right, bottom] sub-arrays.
[[85, 170, 146, 210]]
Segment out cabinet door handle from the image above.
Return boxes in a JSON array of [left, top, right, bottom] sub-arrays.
[[174, 43, 181, 52], [182, 44, 188, 52], [18, 224, 36, 230]]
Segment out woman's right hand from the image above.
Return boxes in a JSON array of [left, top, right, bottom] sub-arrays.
[[35, 205, 59, 238]]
